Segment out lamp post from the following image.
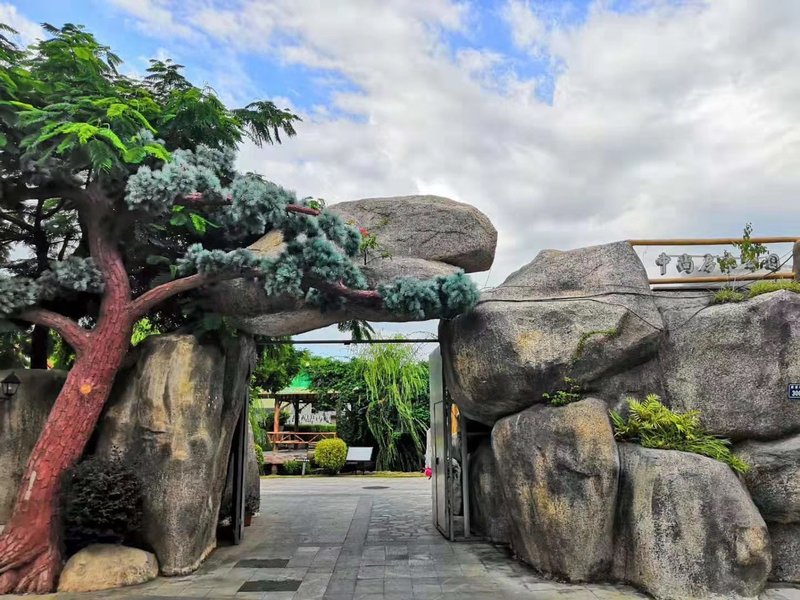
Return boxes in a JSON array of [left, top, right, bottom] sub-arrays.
[[1, 372, 21, 400]]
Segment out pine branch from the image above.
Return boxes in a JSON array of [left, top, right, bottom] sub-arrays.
[[16, 308, 90, 354]]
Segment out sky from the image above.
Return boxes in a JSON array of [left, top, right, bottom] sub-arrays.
[[4, 0, 800, 357]]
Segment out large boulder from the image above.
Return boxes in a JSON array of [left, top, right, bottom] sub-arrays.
[[492, 398, 619, 581], [442, 241, 663, 425], [767, 523, 800, 582], [95, 334, 256, 576], [734, 434, 800, 524], [613, 444, 771, 600], [468, 440, 509, 544], [658, 290, 800, 440], [329, 195, 497, 272], [57, 544, 158, 592], [0, 369, 66, 525], [205, 195, 496, 336]]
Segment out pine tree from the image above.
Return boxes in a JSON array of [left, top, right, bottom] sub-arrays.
[[0, 24, 478, 592]]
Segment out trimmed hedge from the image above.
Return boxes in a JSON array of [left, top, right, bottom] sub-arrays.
[[314, 438, 348, 474]]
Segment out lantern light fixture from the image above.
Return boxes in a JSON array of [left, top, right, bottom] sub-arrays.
[[1, 372, 21, 399]]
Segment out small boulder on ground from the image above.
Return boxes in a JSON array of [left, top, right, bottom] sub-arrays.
[[734, 433, 800, 523], [492, 398, 619, 581], [767, 523, 800, 583], [57, 544, 158, 592], [613, 444, 771, 600]]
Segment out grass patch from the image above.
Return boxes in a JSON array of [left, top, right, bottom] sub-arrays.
[[749, 279, 800, 298], [712, 288, 746, 304], [542, 377, 583, 407], [610, 394, 748, 474]]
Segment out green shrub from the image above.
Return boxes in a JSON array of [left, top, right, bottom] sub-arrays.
[[712, 287, 746, 304], [61, 454, 144, 555], [314, 438, 348, 474], [283, 460, 303, 475], [297, 423, 337, 433], [749, 279, 800, 298], [610, 394, 748, 474], [542, 377, 583, 407], [254, 444, 264, 470]]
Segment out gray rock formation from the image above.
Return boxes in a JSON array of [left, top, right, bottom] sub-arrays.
[[734, 434, 800, 523], [734, 434, 800, 583], [613, 444, 771, 600], [205, 195, 496, 336], [442, 241, 663, 425], [0, 369, 66, 524], [246, 420, 260, 515], [768, 523, 800, 582], [492, 398, 619, 581], [95, 334, 255, 576], [57, 544, 158, 592], [659, 290, 800, 440], [468, 440, 509, 544], [329, 195, 497, 272]]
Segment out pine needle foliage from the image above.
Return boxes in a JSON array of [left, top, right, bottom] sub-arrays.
[[360, 343, 429, 472], [610, 394, 748, 474]]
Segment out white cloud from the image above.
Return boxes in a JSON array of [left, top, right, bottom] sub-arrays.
[[103, 0, 800, 288], [0, 3, 43, 45], [108, 0, 197, 40]]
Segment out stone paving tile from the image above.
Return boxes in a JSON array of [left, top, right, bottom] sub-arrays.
[[18, 477, 800, 600]]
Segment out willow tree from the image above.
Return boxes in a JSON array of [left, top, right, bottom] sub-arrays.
[[0, 25, 479, 593]]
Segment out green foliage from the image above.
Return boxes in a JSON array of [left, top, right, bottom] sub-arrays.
[[314, 438, 348, 474], [60, 453, 144, 555], [573, 328, 618, 360], [253, 339, 304, 393], [282, 460, 303, 475], [360, 343, 430, 471], [337, 319, 375, 342], [610, 394, 749, 474], [253, 444, 264, 471], [297, 423, 337, 433], [734, 223, 767, 271], [378, 272, 479, 319], [542, 377, 583, 407], [749, 279, 800, 298], [712, 287, 746, 304]]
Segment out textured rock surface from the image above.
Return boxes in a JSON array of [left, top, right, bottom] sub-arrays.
[[659, 290, 800, 440], [329, 195, 497, 272], [96, 334, 255, 575], [0, 369, 65, 524], [614, 444, 771, 600], [468, 440, 509, 544], [206, 195, 495, 336], [442, 241, 663, 424], [768, 522, 800, 582], [246, 420, 260, 515], [57, 544, 158, 592], [734, 434, 800, 523], [492, 398, 619, 581]]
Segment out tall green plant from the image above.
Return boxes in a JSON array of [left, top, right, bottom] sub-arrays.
[[611, 394, 748, 473], [359, 342, 429, 471]]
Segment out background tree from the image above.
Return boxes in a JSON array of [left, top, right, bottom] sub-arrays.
[[0, 24, 478, 592]]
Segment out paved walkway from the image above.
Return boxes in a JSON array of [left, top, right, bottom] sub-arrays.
[[18, 477, 800, 600]]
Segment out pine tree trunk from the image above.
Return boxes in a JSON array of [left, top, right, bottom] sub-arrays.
[[0, 316, 132, 594]]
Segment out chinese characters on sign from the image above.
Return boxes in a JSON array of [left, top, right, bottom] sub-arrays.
[[654, 252, 781, 276]]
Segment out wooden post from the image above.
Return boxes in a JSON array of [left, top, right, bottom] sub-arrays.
[[272, 400, 281, 451], [794, 241, 800, 281]]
